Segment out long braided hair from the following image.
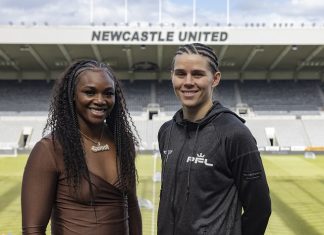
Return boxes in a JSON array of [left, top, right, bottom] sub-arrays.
[[171, 43, 220, 73], [44, 59, 138, 192]]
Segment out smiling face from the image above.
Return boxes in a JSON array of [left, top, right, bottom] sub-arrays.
[[172, 53, 221, 120], [74, 69, 115, 130]]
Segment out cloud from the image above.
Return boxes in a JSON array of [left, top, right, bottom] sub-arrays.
[[0, 0, 49, 9], [0, 0, 89, 25], [0, 0, 323, 26], [283, 0, 324, 17], [291, 0, 324, 8]]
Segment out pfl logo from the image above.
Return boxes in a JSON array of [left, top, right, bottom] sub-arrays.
[[186, 153, 213, 167]]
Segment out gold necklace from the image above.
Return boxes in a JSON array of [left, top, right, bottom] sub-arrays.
[[79, 127, 110, 153]]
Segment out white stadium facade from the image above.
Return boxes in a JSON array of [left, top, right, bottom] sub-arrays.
[[0, 24, 324, 155]]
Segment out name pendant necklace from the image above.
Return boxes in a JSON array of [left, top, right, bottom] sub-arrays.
[[79, 127, 110, 153]]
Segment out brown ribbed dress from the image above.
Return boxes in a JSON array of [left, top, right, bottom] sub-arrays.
[[21, 138, 142, 235]]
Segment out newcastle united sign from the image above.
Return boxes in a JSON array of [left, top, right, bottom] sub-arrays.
[[91, 30, 228, 43], [1, 25, 324, 45]]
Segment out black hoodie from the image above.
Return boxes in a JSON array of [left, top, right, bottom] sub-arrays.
[[157, 102, 271, 235]]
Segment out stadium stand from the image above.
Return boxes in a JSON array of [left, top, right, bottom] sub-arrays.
[[121, 80, 152, 112], [238, 80, 323, 114], [0, 116, 46, 155], [0, 79, 324, 154], [301, 117, 324, 147], [1, 79, 323, 114], [246, 117, 309, 147], [155, 80, 181, 112], [0, 80, 52, 114], [0, 118, 22, 149], [213, 80, 238, 109]]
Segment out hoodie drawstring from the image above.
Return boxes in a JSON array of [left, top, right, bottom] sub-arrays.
[[161, 122, 174, 193], [186, 125, 200, 201]]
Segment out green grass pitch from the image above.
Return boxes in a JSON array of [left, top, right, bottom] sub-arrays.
[[1, 154, 324, 235]]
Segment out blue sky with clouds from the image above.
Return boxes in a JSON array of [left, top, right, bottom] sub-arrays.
[[0, 0, 324, 26]]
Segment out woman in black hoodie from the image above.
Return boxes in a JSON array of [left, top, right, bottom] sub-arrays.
[[157, 43, 271, 235]]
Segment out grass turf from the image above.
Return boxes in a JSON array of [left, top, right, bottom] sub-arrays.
[[0, 154, 324, 234]]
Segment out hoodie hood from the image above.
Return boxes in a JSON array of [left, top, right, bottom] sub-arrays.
[[173, 101, 245, 127]]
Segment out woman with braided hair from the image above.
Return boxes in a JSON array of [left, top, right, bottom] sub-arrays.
[[22, 59, 142, 234], [157, 43, 271, 235]]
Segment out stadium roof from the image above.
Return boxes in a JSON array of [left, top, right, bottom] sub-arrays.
[[0, 25, 324, 82]]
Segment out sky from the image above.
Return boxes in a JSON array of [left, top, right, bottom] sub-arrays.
[[1, 0, 324, 27]]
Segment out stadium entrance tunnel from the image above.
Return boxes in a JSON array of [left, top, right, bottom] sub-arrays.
[[18, 127, 32, 149], [147, 103, 160, 120], [265, 127, 278, 146]]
